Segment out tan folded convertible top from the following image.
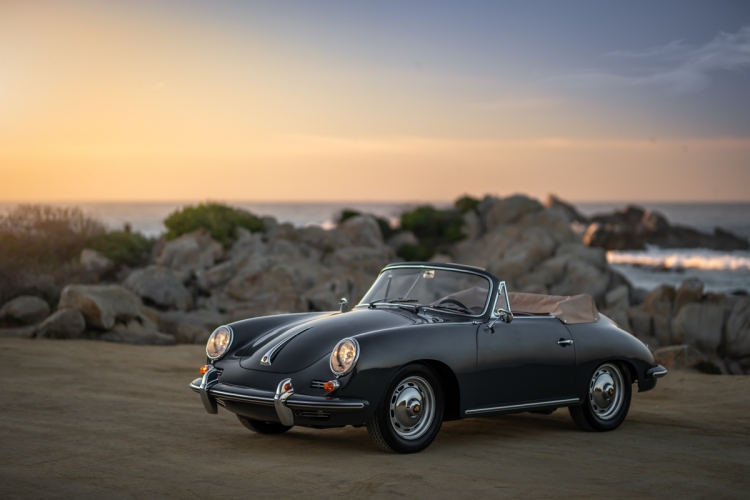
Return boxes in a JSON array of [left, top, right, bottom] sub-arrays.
[[508, 292, 599, 324]]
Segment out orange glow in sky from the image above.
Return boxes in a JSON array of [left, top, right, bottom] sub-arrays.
[[1, 1, 749, 202]]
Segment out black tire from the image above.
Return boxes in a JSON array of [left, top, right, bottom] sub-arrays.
[[569, 362, 632, 432], [237, 415, 292, 434], [366, 363, 444, 454]]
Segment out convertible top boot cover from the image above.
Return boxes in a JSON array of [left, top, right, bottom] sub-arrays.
[[508, 292, 600, 324]]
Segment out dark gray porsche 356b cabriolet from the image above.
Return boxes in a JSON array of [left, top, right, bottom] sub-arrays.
[[190, 262, 667, 453]]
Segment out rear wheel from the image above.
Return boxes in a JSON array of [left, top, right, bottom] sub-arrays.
[[569, 362, 632, 432], [366, 363, 444, 453], [237, 415, 292, 434]]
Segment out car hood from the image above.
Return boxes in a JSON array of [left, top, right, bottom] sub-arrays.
[[238, 307, 417, 373]]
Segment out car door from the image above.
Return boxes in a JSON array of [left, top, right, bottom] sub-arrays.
[[475, 316, 577, 408]]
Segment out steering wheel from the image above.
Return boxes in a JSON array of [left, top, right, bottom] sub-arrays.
[[437, 298, 472, 314]]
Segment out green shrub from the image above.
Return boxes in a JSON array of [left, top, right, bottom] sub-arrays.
[[90, 231, 154, 267], [396, 243, 434, 262], [454, 195, 480, 214], [164, 203, 264, 247], [696, 361, 722, 375]]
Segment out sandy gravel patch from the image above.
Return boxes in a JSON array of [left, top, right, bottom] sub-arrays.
[[1, 338, 749, 499]]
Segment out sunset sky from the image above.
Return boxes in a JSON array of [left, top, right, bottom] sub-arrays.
[[1, 0, 749, 202]]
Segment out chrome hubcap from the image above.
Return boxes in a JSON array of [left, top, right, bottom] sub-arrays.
[[389, 376, 435, 440], [589, 363, 624, 420]]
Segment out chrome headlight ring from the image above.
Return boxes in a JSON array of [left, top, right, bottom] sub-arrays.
[[206, 325, 234, 360], [330, 337, 360, 377]]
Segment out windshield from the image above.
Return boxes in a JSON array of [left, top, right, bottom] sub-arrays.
[[359, 267, 491, 315]]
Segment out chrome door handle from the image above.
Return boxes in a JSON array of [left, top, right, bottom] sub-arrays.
[[557, 339, 573, 346]]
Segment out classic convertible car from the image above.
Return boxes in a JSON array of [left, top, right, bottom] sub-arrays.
[[190, 262, 667, 453]]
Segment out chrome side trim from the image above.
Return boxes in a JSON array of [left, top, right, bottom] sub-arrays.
[[260, 327, 312, 366], [465, 398, 580, 415], [286, 400, 365, 410], [274, 378, 295, 426]]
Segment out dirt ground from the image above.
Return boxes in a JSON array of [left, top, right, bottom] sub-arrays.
[[1, 338, 749, 499]]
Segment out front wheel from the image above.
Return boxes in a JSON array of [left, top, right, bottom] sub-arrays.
[[237, 415, 292, 434], [569, 362, 632, 432], [366, 363, 444, 453]]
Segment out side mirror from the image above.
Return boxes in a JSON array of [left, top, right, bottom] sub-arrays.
[[497, 308, 514, 324], [339, 298, 349, 313]]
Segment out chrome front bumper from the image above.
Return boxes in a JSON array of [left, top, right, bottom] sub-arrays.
[[189, 367, 367, 426]]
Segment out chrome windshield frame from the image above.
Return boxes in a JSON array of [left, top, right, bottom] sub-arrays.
[[355, 264, 495, 318]]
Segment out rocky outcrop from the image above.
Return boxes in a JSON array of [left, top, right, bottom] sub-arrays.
[[36, 308, 86, 339], [652, 345, 707, 370], [157, 228, 223, 278], [338, 215, 384, 247], [100, 314, 175, 345], [582, 205, 748, 251], [544, 195, 590, 225], [124, 266, 193, 311], [58, 285, 142, 330], [80, 249, 114, 276], [0, 296, 50, 326], [725, 297, 750, 358]]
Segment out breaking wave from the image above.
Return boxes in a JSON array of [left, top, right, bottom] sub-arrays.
[[607, 247, 750, 271]]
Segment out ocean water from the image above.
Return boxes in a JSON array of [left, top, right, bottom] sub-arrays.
[[1, 200, 748, 293]]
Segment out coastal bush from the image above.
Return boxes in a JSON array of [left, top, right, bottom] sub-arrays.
[[0, 205, 106, 270], [89, 230, 153, 267], [696, 361, 722, 375], [164, 203, 264, 247], [337, 209, 396, 240], [398, 204, 465, 258], [454, 195, 480, 214]]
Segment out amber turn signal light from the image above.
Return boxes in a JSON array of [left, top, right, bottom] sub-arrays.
[[283, 382, 292, 392], [200, 365, 210, 375], [323, 380, 340, 392]]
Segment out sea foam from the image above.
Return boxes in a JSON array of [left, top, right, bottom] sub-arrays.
[[607, 247, 750, 272]]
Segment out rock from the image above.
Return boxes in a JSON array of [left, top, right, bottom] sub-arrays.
[[725, 297, 750, 357], [429, 253, 452, 264], [584, 205, 748, 251], [80, 249, 115, 276], [228, 292, 308, 321], [99, 315, 175, 345], [337, 215, 384, 247], [549, 259, 609, 303], [0, 325, 38, 339], [673, 278, 704, 314], [225, 265, 299, 302], [555, 243, 608, 269], [36, 308, 86, 339], [652, 345, 707, 370], [323, 246, 393, 276], [726, 358, 745, 375], [643, 285, 675, 346], [152, 309, 227, 336], [485, 195, 544, 231], [157, 228, 223, 277], [630, 287, 649, 306], [0, 296, 50, 326], [461, 211, 481, 240], [123, 265, 193, 311], [386, 231, 419, 253], [602, 308, 632, 333], [58, 285, 142, 330], [628, 305, 655, 344], [173, 323, 211, 344], [605, 285, 630, 311], [671, 303, 724, 352], [544, 195, 590, 224]]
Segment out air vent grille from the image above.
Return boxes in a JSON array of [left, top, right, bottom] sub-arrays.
[[310, 380, 327, 389]]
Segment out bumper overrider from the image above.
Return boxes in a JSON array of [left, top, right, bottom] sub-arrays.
[[189, 366, 368, 426]]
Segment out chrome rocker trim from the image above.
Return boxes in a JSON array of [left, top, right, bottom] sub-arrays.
[[465, 398, 580, 415], [190, 377, 368, 423]]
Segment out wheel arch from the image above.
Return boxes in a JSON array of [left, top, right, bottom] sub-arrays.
[[416, 359, 461, 421]]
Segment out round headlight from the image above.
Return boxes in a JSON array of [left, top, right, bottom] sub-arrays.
[[330, 338, 360, 376], [206, 326, 233, 360]]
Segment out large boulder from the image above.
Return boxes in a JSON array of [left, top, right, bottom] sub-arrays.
[[726, 297, 750, 357], [544, 195, 590, 224], [58, 285, 142, 330], [671, 303, 725, 353], [484, 195, 544, 231], [225, 265, 299, 302], [156, 228, 223, 277], [549, 260, 609, 303], [36, 308, 86, 339], [386, 231, 419, 253], [0, 296, 50, 326], [80, 249, 115, 276], [99, 315, 175, 345], [673, 278, 704, 315], [123, 265, 193, 311], [652, 345, 707, 370], [337, 215, 384, 247], [643, 285, 675, 346]]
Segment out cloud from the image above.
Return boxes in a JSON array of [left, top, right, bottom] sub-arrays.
[[553, 25, 750, 93]]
